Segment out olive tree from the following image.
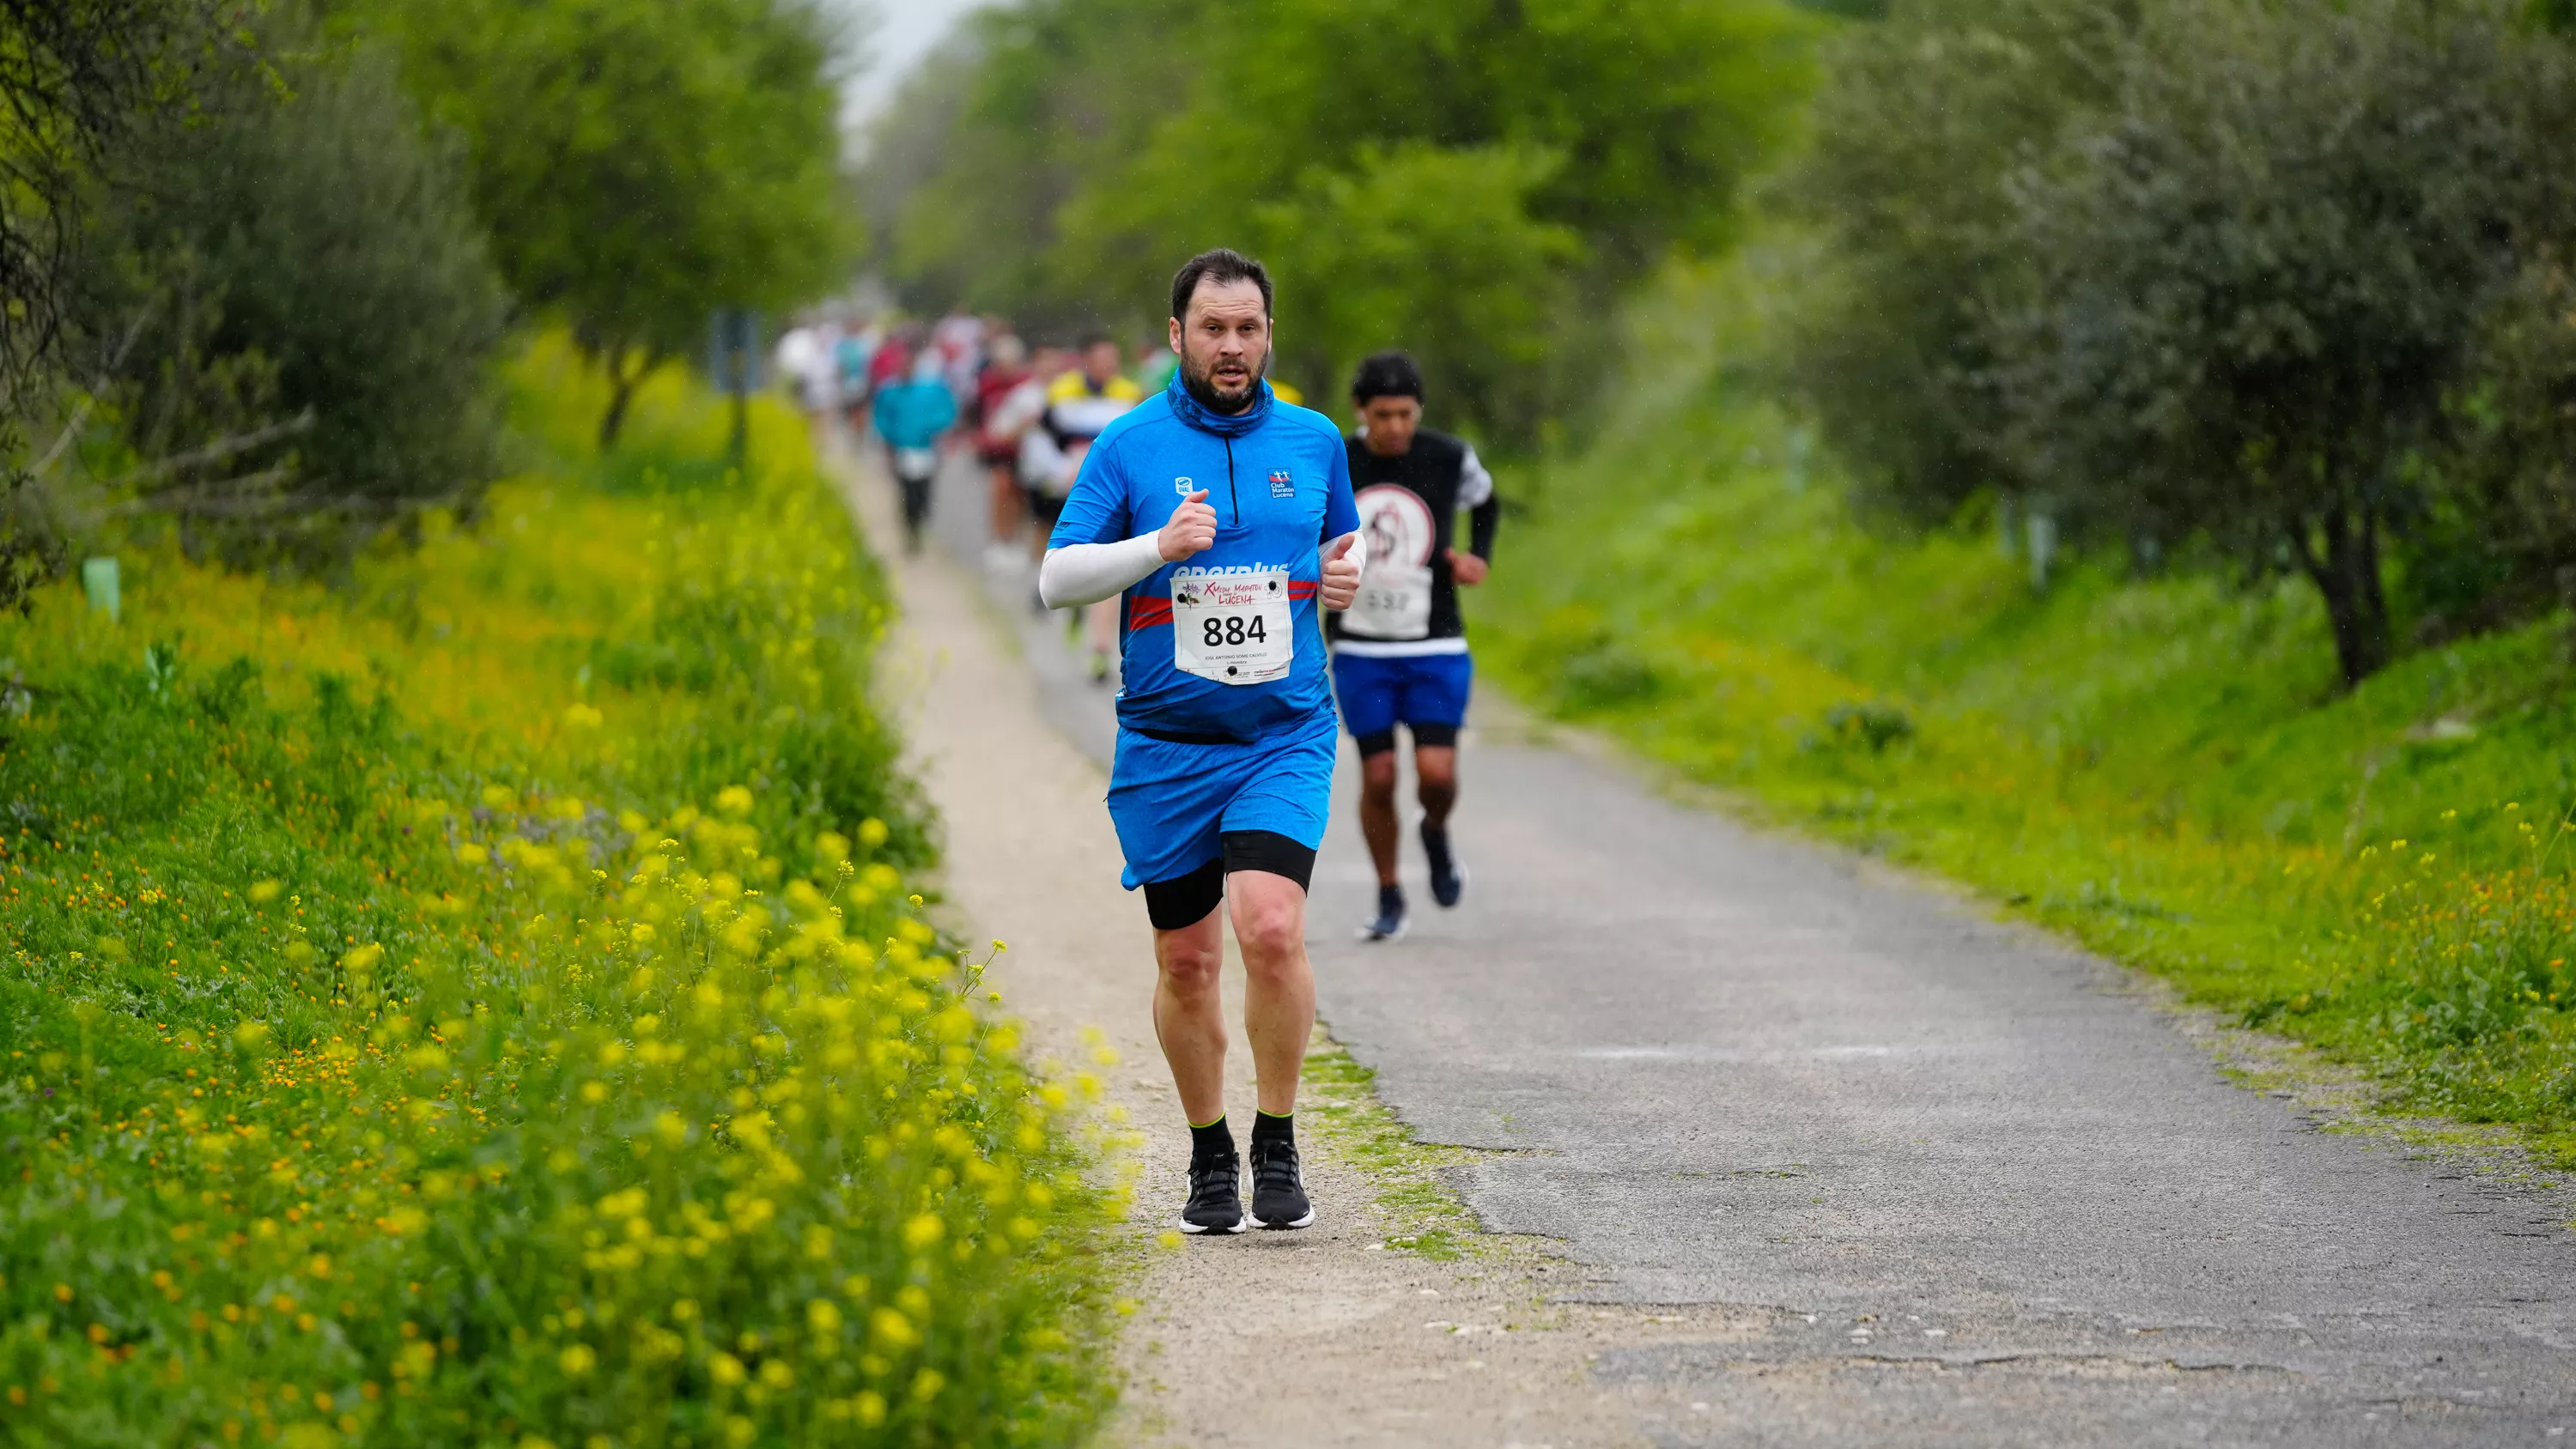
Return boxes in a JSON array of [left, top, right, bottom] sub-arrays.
[[1777, 0, 2132, 521], [68, 15, 509, 560], [1995, 0, 2543, 686], [377, 0, 854, 446]]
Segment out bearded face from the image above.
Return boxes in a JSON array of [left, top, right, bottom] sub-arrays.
[[1172, 277, 1272, 415]]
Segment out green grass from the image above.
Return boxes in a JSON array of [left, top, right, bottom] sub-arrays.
[[0, 340, 1118, 1447], [1298, 1039, 1480, 1261], [1480, 254, 2576, 1167]]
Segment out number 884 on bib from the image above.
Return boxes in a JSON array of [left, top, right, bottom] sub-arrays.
[[1171, 566, 1296, 685]]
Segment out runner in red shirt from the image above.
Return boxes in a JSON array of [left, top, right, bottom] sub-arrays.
[[866, 327, 914, 410], [974, 334, 1035, 564]]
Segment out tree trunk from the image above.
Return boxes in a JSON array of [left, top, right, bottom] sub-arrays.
[[598, 346, 656, 451], [598, 365, 636, 451], [2292, 501, 2393, 688]]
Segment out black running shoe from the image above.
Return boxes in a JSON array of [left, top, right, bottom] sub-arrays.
[[1422, 823, 1466, 908], [1249, 1136, 1314, 1229], [1357, 884, 1408, 942], [1178, 1149, 1248, 1234]]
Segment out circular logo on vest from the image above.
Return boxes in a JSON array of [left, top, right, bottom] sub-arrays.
[[1356, 483, 1436, 568]]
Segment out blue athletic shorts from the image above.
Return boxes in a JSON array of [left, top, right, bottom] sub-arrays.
[[1331, 649, 1473, 743], [1106, 710, 1340, 889]]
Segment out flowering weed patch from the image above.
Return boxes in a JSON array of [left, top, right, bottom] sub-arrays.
[[2319, 831, 2576, 1159], [0, 343, 1119, 1446]]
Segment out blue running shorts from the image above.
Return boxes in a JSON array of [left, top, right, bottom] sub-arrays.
[[1331, 650, 1473, 747], [1107, 710, 1340, 890]]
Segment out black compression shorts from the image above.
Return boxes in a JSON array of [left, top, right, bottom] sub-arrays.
[[1139, 830, 1317, 930], [1354, 722, 1458, 758]]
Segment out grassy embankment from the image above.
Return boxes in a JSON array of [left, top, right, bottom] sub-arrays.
[[1482, 255, 2576, 1166], [0, 340, 1121, 1447]]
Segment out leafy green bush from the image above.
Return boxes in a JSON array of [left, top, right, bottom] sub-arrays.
[[68, 6, 508, 555], [1249, 143, 1582, 443], [0, 345, 1118, 1445], [1778, 0, 2127, 519], [2445, 253, 2576, 620], [1818, 701, 1914, 755]]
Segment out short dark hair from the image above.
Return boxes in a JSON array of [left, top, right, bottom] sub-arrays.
[[1170, 248, 1273, 323], [1078, 330, 1115, 352], [1351, 350, 1425, 404]]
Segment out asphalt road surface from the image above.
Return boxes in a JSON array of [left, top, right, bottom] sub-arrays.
[[900, 441, 2576, 1446]]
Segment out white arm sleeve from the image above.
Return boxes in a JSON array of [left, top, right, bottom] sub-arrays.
[[1457, 445, 1494, 509], [1333, 528, 1367, 575], [1040, 533, 1166, 609]]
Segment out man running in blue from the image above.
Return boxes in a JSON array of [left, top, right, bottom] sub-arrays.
[[1038, 249, 1363, 1234], [1330, 352, 1499, 941]]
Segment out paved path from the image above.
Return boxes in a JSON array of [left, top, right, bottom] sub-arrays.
[[1307, 737, 2576, 1445], [896, 442, 2576, 1446]]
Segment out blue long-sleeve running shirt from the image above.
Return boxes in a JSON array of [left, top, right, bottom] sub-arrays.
[[1048, 374, 1360, 743]]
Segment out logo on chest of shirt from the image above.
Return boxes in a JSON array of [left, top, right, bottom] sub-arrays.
[[1268, 469, 1295, 499]]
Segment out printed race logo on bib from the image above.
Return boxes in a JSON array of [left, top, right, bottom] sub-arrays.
[[1346, 484, 1436, 640], [1172, 566, 1295, 685]]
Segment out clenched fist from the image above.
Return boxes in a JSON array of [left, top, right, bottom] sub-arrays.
[[1158, 489, 1217, 562], [1320, 531, 1361, 611]]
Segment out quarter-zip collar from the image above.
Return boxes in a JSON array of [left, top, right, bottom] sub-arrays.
[[1164, 369, 1273, 439]]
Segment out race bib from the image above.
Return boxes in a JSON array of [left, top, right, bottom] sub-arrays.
[[1172, 567, 1295, 685], [1346, 561, 1432, 640]]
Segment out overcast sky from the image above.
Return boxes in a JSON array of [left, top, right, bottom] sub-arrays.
[[838, 0, 996, 134]]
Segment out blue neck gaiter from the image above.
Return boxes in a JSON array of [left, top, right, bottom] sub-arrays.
[[1166, 368, 1273, 439]]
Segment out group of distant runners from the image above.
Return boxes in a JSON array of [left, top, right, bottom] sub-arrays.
[[1031, 247, 1501, 1234], [810, 250, 1495, 1234]]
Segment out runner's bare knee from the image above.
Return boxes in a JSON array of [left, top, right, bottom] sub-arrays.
[[1157, 937, 1224, 997], [1221, 830, 1314, 964], [1154, 907, 1225, 996], [1230, 887, 1304, 968], [1415, 743, 1458, 819]]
